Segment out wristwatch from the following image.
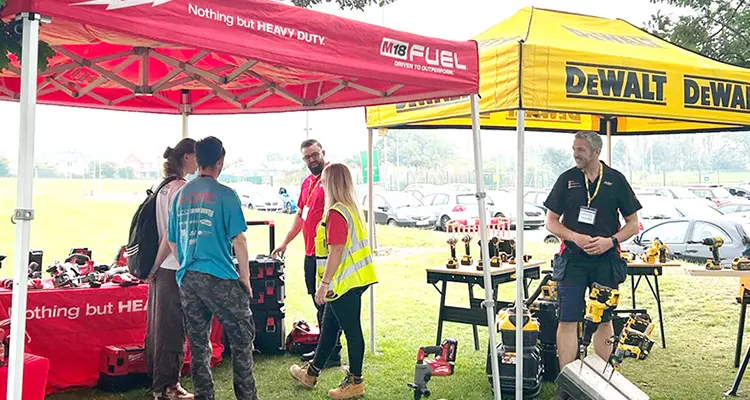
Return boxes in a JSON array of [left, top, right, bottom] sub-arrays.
[[611, 236, 619, 248]]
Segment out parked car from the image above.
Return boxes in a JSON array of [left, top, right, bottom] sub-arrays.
[[362, 191, 436, 228], [421, 190, 493, 230], [277, 187, 298, 214], [403, 184, 439, 201], [724, 185, 750, 200], [234, 183, 283, 211], [488, 191, 545, 229], [687, 185, 736, 207], [621, 218, 750, 266], [523, 188, 550, 213], [720, 203, 750, 214], [653, 186, 714, 208]]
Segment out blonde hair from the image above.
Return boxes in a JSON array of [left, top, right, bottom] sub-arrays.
[[322, 163, 363, 226]]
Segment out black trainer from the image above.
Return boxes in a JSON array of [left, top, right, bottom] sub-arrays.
[[300, 351, 342, 369]]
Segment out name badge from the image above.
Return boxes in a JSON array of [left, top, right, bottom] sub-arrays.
[[301, 206, 310, 221], [578, 206, 597, 225]]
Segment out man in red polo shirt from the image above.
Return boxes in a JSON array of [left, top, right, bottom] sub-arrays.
[[272, 139, 342, 367]]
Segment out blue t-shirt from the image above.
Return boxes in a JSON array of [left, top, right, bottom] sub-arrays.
[[168, 176, 247, 285]]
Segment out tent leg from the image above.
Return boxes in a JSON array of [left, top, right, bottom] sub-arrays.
[[469, 95, 501, 400], [515, 109, 526, 400], [8, 13, 41, 400], [367, 128, 376, 354], [182, 113, 189, 138], [606, 119, 612, 165]]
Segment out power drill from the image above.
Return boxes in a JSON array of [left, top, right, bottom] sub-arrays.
[[688, 237, 723, 270], [461, 235, 473, 266], [446, 237, 458, 269], [407, 339, 458, 400], [607, 313, 655, 380], [580, 283, 619, 364]]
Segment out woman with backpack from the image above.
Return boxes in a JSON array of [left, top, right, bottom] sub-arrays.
[[145, 138, 198, 400], [289, 163, 378, 400]]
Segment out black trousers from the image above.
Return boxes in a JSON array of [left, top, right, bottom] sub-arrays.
[[312, 286, 368, 376], [304, 255, 342, 358]]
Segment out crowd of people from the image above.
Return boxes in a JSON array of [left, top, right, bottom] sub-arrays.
[[144, 136, 377, 400], [143, 130, 642, 400]]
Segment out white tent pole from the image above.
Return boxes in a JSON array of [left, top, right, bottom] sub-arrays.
[[182, 113, 189, 139], [606, 118, 612, 165], [181, 89, 190, 139], [515, 109, 526, 400], [8, 12, 41, 400], [367, 128, 376, 354], [469, 94, 501, 400]]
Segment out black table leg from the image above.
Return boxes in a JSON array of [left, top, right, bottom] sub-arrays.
[[644, 275, 666, 349], [631, 274, 637, 308], [436, 280, 448, 346], [737, 303, 748, 368], [726, 341, 750, 396], [468, 283, 480, 351]]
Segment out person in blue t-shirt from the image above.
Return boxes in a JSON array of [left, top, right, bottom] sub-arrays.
[[167, 136, 259, 400]]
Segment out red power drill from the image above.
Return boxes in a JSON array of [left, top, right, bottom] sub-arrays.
[[407, 338, 458, 400]]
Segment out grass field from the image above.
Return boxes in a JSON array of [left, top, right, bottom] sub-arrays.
[[0, 178, 749, 399]]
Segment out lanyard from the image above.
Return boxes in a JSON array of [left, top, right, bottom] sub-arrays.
[[582, 162, 603, 207], [304, 176, 322, 207]]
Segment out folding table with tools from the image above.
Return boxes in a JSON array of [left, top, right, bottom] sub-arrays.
[[685, 268, 750, 396], [426, 262, 542, 351], [626, 261, 681, 349]]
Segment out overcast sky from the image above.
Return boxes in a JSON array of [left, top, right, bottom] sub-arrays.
[[0, 0, 674, 165]]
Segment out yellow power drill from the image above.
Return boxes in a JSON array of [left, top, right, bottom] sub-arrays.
[[608, 313, 655, 368], [688, 237, 724, 270], [579, 283, 620, 368]]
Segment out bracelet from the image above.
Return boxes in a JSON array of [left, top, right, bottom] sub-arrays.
[[321, 280, 330, 285]]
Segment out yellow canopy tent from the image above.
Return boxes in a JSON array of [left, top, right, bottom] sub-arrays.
[[367, 7, 750, 134], [365, 7, 750, 399]]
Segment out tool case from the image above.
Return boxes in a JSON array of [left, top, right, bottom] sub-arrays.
[[253, 307, 286, 355], [250, 276, 286, 310], [97, 344, 149, 392]]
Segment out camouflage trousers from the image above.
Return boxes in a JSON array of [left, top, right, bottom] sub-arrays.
[[180, 271, 259, 400]]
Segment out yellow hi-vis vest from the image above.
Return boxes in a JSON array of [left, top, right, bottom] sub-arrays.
[[315, 202, 377, 302]]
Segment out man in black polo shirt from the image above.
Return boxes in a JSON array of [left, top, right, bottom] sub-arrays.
[[544, 131, 642, 370]]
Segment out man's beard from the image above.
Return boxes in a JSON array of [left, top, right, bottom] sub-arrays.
[[308, 163, 323, 176]]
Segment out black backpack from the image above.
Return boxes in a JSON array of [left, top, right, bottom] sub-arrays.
[[125, 176, 179, 279]]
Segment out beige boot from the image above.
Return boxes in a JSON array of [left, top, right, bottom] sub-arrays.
[[289, 363, 318, 389], [328, 372, 365, 399]]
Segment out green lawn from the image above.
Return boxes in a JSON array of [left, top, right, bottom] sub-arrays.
[[0, 178, 748, 399]]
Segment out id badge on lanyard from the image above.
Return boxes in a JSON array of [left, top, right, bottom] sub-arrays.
[[301, 206, 310, 221], [301, 178, 321, 222], [579, 163, 603, 226]]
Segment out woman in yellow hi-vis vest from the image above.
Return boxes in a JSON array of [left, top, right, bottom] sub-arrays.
[[289, 163, 377, 400]]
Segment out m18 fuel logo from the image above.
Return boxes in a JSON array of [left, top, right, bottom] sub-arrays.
[[380, 37, 467, 76], [381, 38, 409, 60]]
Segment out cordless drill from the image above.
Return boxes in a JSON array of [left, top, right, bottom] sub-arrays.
[[688, 237, 723, 270], [608, 313, 655, 370], [580, 283, 619, 365], [461, 235, 473, 266], [446, 237, 458, 269], [407, 339, 458, 400]]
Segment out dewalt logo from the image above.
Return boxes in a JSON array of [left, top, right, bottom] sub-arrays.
[[565, 62, 667, 106], [394, 96, 469, 113], [505, 111, 582, 123], [684, 75, 750, 114]]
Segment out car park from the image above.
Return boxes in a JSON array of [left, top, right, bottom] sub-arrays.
[[687, 185, 736, 207], [421, 190, 493, 230], [488, 190, 545, 229], [362, 191, 436, 228]]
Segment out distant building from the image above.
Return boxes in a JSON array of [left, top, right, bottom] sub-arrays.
[[38, 151, 87, 178], [122, 154, 160, 179]]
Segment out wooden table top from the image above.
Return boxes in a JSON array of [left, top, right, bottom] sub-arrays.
[[684, 268, 750, 277], [426, 260, 544, 277], [627, 262, 682, 268]]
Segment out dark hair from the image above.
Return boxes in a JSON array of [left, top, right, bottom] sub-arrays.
[[196, 136, 226, 169], [300, 139, 322, 151], [162, 138, 196, 178]]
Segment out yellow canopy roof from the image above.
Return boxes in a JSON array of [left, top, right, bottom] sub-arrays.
[[366, 7, 750, 134]]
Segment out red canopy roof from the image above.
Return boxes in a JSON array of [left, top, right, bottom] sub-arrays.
[[0, 0, 479, 114]]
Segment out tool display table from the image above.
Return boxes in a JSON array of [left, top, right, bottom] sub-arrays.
[[0, 281, 224, 394], [685, 268, 750, 396], [426, 261, 542, 351], [627, 262, 681, 349]]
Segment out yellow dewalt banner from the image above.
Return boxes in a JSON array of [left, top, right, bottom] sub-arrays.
[[366, 7, 750, 133]]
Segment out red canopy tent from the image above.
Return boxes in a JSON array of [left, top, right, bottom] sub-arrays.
[[0, 0, 485, 398]]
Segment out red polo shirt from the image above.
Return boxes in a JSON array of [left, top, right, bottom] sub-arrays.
[[298, 173, 326, 256]]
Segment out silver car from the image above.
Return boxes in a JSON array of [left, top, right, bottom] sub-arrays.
[[362, 191, 436, 228], [487, 191, 545, 229], [421, 190, 493, 230]]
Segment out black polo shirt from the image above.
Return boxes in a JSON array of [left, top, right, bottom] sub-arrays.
[[544, 161, 641, 259]]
